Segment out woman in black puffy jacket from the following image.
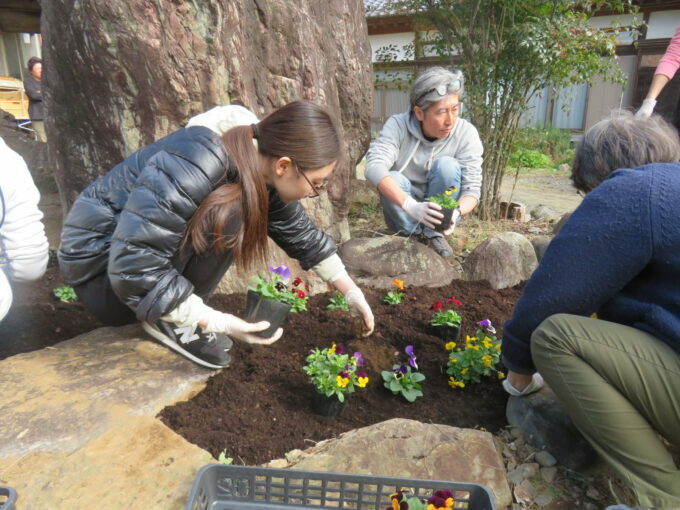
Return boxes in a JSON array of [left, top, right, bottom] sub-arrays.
[[58, 100, 374, 369]]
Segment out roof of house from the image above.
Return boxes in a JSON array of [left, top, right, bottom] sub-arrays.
[[365, 0, 406, 17]]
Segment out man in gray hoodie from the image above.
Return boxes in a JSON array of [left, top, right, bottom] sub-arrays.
[[365, 67, 484, 257]]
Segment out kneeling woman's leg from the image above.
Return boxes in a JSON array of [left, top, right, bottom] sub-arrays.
[[531, 314, 680, 509], [74, 271, 137, 326]]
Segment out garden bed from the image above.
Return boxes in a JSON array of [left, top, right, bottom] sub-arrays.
[[160, 280, 523, 465]]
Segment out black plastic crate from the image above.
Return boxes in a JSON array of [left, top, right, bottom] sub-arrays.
[[0, 487, 17, 510], [185, 465, 496, 510]]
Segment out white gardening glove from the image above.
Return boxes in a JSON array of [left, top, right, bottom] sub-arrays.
[[502, 373, 544, 397], [401, 196, 443, 229], [162, 293, 281, 345], [203, 309, 283, 345], [636, 98, 657, 119], [442, 208, 462, 236], [345, 287, 375, 336]]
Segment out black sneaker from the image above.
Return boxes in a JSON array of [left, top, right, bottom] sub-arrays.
[[423, 235, 453, 258], [142, 321, 232, 369]]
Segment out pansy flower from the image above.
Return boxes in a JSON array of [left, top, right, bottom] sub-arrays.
[[446, 297, 462, 307], [431, 300, 443, 310], [477, 319, 496, 335], [297, 289, 306, 299], [268, 265, 291, 280], [405, 345, 418, 370], [292, 276, 303, 287], [335, 343, 344, 355], [392, 279, 405, 291], [353, 352, 364, 367]]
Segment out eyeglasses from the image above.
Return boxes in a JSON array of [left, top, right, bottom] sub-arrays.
[[292, 161, 328, 198], [415, 79, 462, 105]]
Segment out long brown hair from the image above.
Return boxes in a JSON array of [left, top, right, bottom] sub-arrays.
[[184, 100, 341, 270]]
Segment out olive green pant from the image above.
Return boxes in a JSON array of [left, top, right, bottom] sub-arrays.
[[531, 314, 680, 509]]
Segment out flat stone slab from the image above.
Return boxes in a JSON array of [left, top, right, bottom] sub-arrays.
[[270, 418, 512, 508], [0, 325, 217, 509], [0, 324, 214, 457]]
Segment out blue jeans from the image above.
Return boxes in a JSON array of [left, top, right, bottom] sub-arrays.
[[380, 156, 462, 238]]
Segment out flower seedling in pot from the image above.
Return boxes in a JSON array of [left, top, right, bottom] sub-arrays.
[[304, 343, 369, 416], [430, 297, 463, 341], [381, 345, 426, 402], [386, 488, 456, 510], [427, 186, 459, 233], [245, 265, 309, 337], [384, 279, 405, 305], [446, 319, 503, 389]]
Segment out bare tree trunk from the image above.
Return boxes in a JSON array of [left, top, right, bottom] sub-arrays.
[[41, 0, 373, 226]]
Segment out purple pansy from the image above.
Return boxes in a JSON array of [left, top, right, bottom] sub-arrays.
[[395, 365, 408, 374], [405, 345, 418, 370], [335, 344, 344, 355], [268, 264, 291, 280], [477, 319, 496, 335], [353, 352, 364, 367]]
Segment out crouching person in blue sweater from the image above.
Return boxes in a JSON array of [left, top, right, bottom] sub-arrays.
[[502, 111, 680, 509]]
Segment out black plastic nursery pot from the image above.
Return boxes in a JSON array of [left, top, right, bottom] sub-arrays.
[[432, 321, 462, 342], [245, 290, 292, 338], [434, 207, 455, 233], [311, 391, 347, 417]]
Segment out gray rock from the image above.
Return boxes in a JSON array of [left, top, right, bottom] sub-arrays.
[[506, 385, 602, 472], [290, 418, 512, 508], [530, 204, 559, 221], [507, 463, 539, 485], [552, 212, 573, 235], [339, 236, 464, 288], [527, 227, 543, 234], [531, 236, 551, 262], [535, 450, 557, 467], [464, 232, 537, 289], [540, 466, 558, 483], [534, 491, 554, 507]]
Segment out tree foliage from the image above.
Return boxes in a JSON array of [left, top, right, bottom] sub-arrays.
[[378, 0, 640, 218]]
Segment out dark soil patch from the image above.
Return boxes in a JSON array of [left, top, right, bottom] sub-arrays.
[[160, 280, 523, 465], [0, 253, 103, 359]]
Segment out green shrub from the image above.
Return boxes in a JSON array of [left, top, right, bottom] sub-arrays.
[[509, 148, 552, 169], [512, 126, 573, 166]]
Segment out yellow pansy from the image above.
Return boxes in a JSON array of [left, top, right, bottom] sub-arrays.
[[482, 340, 493, 349], [497, 372, 505, 379], [448, 377, 465, 389], [328, 343, 336, 355], [482, 355, 493, 367], [466, 335, 475, 342], [449, 357, 458, 363], [357, 376, 369, 388], [445, 341, 457, 350], [336, 375, 349, 388], [461, 368, 468, 375], [445, 189, 452, 195]]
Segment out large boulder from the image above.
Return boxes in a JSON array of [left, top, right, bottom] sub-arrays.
[[268, 418, 512, 508], [552, 212, 573, 235], [506, 386, 601, 472], [464, 232, 537, 289], [339, 236, 464, 288], [531, 236, 551, 262]]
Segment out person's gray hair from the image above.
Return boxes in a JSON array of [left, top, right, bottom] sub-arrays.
[[572, 110, 680, 193], [409, 67, 465, 111]]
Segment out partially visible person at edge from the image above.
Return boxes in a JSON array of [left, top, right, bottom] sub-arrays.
[[58, 100, 375, 370], [23, 57, 46, 143], [501, 111, 680, 509], [637, 24, 680, 122], [364, 67, 484, 258], [1, 136, 50, 322]]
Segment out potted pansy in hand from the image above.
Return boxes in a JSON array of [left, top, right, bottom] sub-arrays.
[[427, 186, 459, 233], [304, 343, 369, 417], [246, 265, 308, 337], [446, 319, 503, 389], [382, 345, 425, 402], [430, 297, 463, 342]]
